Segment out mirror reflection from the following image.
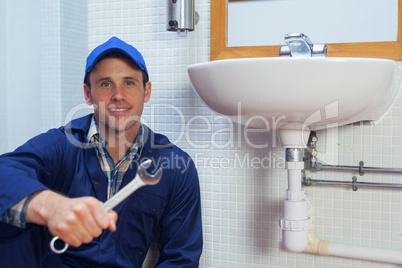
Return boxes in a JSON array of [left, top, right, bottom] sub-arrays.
[[228, 0, 398, 47]]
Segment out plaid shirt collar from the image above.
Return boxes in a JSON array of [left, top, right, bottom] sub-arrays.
[[87, 115, 144, 199], [87, 115, 144, 149]]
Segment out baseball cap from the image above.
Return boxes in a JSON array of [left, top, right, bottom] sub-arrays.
[[84, 36, 149, 83]]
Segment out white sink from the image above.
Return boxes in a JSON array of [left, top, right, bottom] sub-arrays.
[[188, 57, 400, 147]]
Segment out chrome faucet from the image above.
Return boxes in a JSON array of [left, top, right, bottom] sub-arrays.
[[279, 33, 327, 57]]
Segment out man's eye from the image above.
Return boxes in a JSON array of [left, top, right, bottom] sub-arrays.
[[125, 81, 134, 86], [101, 82, 111, 87]]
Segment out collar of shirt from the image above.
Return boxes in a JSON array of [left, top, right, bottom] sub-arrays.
[[87, 115, 144, 150], [87, 115, 144, 199]]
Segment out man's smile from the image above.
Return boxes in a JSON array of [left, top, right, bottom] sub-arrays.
[[109, 108, 129, 112]]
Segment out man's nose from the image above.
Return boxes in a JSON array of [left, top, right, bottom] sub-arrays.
[[112, 85, 125, 100]]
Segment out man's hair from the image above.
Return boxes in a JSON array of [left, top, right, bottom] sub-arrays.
[[84, 52, 149, 88]]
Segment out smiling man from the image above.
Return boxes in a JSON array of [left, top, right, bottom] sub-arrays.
[[0, 37, 202, 267], [84, 51, 151, 163]]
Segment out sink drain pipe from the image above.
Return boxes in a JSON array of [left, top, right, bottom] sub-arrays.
[[278, 140, 402, 263], [279, 148, 312, 252], [304, 198, 402, 264]]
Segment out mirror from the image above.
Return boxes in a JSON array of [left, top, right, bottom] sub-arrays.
[[211, 0, 402, 61], [228, 1, 398, 47]]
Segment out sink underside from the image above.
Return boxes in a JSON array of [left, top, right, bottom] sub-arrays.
[[188, 57, 399, 131]]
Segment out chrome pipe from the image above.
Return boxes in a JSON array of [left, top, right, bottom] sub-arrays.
[[320, 165, 358, 172], [315, 160, 402, 175], [321, 164, 402, 173], [304, 178, 402, 190]]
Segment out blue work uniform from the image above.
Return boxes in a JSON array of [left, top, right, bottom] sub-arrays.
[[0, 114, 202, 267]]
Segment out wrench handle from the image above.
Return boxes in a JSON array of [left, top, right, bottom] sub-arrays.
[[103, 174, 145, 211]]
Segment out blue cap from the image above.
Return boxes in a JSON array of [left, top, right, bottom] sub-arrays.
[[84, 36, 148, 83]]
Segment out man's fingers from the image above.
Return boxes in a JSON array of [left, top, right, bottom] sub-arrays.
[[107, 210, 118, 232], [48, 197, 117, 247]]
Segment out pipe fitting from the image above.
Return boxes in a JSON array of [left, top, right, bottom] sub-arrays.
[[304, 231, 330, 256], [279, 217, 311, 232], [280, 188, 311, 252], [286, 148, 304, 162], [285, 190, 306, 200]]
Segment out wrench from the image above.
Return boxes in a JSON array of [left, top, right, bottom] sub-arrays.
[[50, 159, 162, 254]]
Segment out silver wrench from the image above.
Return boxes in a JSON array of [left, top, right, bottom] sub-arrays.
[[50, 159, 162, 254]]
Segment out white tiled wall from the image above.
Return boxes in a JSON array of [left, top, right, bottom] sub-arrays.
[[87, 1, 402, 267], [0, 0, 87, 154]]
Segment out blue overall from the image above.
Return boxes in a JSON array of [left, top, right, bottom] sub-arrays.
[[0, 114, 202, 267]]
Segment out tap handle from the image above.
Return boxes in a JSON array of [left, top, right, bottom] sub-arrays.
[[284, 33, 313, 47], [284, 33, 313, 56], [280, 33, 326, 57]]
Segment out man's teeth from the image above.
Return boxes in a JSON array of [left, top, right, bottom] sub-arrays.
[[110, 108, 127, 111]]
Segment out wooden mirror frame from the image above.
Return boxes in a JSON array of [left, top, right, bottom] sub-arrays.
[[211, 0, 402, 61]]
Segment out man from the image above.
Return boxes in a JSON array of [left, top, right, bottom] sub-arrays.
[[0, 36, 202, 267]]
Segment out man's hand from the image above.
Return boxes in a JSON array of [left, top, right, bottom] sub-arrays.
[[26, 190, 118, 247]]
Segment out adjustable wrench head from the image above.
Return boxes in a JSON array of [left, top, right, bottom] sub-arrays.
[[137, 159, 163, 185]]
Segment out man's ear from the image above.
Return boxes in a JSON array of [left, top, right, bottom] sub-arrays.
[[84, 84, 93, 105], [144, 81, 152, 103]]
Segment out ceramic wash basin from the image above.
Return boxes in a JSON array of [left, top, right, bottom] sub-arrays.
[[187, 57, 399, 147]]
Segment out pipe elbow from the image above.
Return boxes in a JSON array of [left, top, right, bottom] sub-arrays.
[[304, 230, 330, 256]]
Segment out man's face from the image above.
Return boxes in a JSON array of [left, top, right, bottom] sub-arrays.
[[84, 57, 151, 136]]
